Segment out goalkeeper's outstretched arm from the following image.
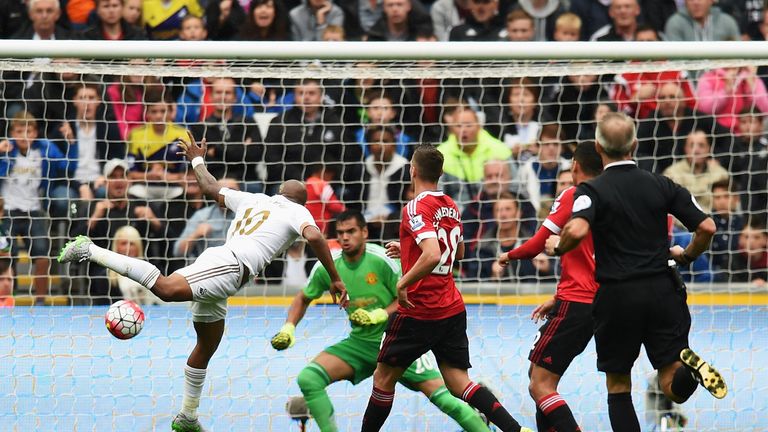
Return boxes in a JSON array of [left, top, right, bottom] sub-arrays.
[[271, 292, 313, 351]]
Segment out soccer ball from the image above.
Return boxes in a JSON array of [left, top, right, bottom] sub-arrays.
[[105, 300, 145, 340]]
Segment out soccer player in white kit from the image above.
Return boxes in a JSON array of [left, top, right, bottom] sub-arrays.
[[58, 131, 348, 432]]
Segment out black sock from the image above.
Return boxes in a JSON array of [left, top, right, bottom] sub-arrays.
[[537, 393, 581, 432], [361, 387, 394, 432], [536, 407, 552, 432], [671, 365, 698, 402], [607, 392, 640, 432], [462, 382, 522, 432]]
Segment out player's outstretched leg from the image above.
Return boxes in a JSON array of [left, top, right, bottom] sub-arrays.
[[297, 363, 338, 432], [361, 363, 404, 432], [58, 236, 191, 302], [172, 320, 225, 432]]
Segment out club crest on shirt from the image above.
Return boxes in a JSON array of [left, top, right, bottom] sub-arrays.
[[366, 272, 378, 285], [573, 196, 592, 213], [550, 201, 561, 214], [409, 214, 425, 231]]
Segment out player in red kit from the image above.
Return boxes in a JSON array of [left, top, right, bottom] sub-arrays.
[[496, 142, 604, 432], [360, 145, 531, 432]]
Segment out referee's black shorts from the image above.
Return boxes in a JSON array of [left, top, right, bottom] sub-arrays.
[[593, 270, 691, 374], [378, 310, 472, 370], [528, 299, 594, 376]]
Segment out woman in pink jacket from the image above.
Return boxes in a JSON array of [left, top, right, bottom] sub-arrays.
[[697, 66, 768, 132]]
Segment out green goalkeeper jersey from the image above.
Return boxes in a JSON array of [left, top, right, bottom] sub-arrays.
[[303, 243, 401, 342]]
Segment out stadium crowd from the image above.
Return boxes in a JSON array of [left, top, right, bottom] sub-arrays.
[[0, 0, 767, 306]]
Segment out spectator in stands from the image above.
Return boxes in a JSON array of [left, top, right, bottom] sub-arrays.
[[122, 0, 142, 26], [305, 161, 346, 234], [517, 0, 564, 41], [430, 0, 468, 41], [173, 178, 238, 260], [636, 82, 740, 173], [142, 0, 203, 39], [639, 0, 677, 34], [697, 66, 768, 131], [438, 107, 511, 207], [0, 0, 28, 38], [52, 81, 125, 203], [264, 78, 357, 193], [127, 87, 187, 200], [664, 0, 740, 41], [178, 15, 208, 40], [205, 0, 246, 40], [590, 0, 640, 41], [353, 90, 414, 158], [663, 130, 730, 213], [449, 0, 505, 41], [462, 191, 549, 281], [366, 0, 432, 41], [246, 78, 296, 114], [175, 76, 257, 127], [730, 220, 768, 286], [290, 0, 344, 41], [361, 126, 411, 240], [555, 168, 573, 196], [576, 98, 616, 142], [109, 225, 163, 304], [611, 27, 696, 119], [80, 0, 146, 40], [0, 111, 69, 304], [514, 123, 571, 213], [237, 0, 290, 40], [106, 59, 162, 140], [0, 257, 13, 307], [547, 72, 608, 142], [710, 180, 744, 282], [322, 23, 345, 40], [17, 61, 85, 139], [569, 0, 609, 40], [552, 11, 580, 41], [462, 159, 537, 254], [735, 108, 768, 217], [505, 8, 534, 41], [0, 198, 11, 259], [189, 77, 264, 192], [670, 224, 715, 282], [500, 77, 545, 161], [12, 0, 71, 39]]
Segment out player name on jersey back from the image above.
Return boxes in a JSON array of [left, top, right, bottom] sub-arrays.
[[399, 191, 466, 320]]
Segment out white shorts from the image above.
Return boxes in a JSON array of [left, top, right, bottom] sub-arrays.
[[174, 246, 245, 323]]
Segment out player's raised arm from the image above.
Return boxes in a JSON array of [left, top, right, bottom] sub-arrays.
[[271, 291, 313, 351], [302, 224, 348, 307], [177, 130, 225, 207]]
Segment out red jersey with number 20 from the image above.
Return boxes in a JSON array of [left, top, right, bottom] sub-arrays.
[[542, 186, 599, 304], [399, 191, 466, 320]]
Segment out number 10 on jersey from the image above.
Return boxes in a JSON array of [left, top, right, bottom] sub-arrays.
[[433, 226, 461, 275]]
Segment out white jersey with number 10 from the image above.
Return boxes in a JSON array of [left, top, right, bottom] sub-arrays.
[[220, 187, 318, 276]]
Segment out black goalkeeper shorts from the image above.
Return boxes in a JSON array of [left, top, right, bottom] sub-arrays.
[[378, 310, 472, 370]]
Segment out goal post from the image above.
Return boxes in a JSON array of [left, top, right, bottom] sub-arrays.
[[0, 40, 765, 431]]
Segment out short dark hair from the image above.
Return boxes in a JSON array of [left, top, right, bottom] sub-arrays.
[[573, 141, 603, 177], [143, 85, 173, 105], [634, 24, 659, 38], [411, 145, 443, 183], [711, 179, 733, 193], [0, 257, 11, 275], [365, 125, 397, 143], [336, 210, 366, 228]]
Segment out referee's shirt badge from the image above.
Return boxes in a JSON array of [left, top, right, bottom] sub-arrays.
[[572, 196, 592, 213]]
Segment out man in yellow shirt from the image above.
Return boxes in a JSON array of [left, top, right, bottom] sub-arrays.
[[142, 0, 204, 40]]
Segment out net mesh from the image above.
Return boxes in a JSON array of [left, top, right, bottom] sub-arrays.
[[0, 52, 765, 431]]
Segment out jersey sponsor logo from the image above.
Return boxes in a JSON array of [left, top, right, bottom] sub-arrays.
[[366, 272, 378, 285], [350, 297, 377, 308], [572, 195, 592, 213], [409, 214, 425, 231]]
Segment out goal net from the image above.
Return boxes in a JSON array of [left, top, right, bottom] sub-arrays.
[[0, 40, 765, 431]]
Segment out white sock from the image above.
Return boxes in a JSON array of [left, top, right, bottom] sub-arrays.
[[88, 243, 162, 288], [181, 365, 207, 419]]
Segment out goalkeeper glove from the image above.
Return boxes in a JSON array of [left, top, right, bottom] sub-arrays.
[[349, 308, 389, 326], [271, 323, 296, 350]]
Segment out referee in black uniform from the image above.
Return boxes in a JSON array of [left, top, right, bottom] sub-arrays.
[[547, 112, 727, 432]]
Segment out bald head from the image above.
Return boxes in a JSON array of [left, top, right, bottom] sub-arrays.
[[279, 180, 308, 205], [595, 112, 636, 159]]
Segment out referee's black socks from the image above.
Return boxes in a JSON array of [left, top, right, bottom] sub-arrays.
[[671, 365, 698, 402], [461, 382, 522, 432], [607, 392, 640, 432]]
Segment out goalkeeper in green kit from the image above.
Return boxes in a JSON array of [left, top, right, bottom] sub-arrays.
[[271, 210, 490, 432]]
